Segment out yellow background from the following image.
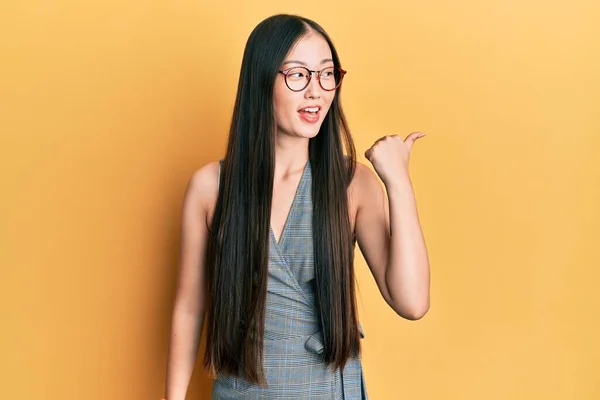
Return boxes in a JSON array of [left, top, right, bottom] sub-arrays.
[[1, 1, 599, 399]]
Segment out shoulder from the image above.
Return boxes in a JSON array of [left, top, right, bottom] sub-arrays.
[[349, 161, 382, 193], [185, 160, 221, 214], [348, 161, 385, 210]]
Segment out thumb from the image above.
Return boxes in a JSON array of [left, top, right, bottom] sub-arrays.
[[404, 132, 425, 152]]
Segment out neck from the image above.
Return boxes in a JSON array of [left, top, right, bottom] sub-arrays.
[[274, 133, 309, 179]]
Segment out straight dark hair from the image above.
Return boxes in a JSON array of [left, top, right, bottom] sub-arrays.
[[204, 14, 359, 386]]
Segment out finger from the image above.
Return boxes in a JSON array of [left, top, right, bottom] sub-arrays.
[[404, 132, 425, 142], [372, 136, 387, 146], [371, 134, 398, 150], [404, 132, 425, 152]]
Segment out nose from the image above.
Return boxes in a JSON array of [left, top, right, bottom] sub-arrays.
[[304, 71, 322, 99]]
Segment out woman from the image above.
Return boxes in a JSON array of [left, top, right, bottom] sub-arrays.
[[164, 13, 430, 400]]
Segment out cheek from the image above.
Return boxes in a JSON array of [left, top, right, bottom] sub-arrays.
[[273, 89, 298, 122], [323, 93, 336, 113], [273, 98, 286, 125], [274, 99, 291, 126]]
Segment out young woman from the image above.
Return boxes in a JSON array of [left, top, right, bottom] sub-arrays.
[[164, 13, 430, 400]]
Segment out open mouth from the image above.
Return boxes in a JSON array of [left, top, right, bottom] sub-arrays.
[[299, 106, 320, 114], [298, 106, 321, 123]]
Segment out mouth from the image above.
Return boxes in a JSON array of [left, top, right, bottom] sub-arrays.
[[298, 105, 322, 123]]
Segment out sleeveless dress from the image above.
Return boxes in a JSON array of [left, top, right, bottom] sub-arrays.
[[211, 160, 368, 399]]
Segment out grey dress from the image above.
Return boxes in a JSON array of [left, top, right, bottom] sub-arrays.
[[212, 160, 368, 399]]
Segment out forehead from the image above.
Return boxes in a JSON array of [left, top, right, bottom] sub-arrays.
[[284, 33, 333, 66]]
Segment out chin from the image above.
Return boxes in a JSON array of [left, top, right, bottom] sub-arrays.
[[278, 122, 323, 139], [298, 124, 323, 138], [298, 130, 320, 139], [281, 131, 318, 139]]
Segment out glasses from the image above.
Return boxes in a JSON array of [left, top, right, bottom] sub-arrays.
[[277, 66, 347, 92]]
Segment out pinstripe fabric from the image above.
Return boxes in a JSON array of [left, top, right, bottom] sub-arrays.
[[212, 160, 368, 399]]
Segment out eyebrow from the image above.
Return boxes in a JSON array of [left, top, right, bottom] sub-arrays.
[[281, 58, 334, 66]]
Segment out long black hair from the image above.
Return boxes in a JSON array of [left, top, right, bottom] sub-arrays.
[[204, 14, 359, 386]]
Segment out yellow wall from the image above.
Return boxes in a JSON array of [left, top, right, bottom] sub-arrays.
[[1, 1, 599, 399]]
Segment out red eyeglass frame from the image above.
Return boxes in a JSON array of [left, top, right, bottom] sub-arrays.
[[277, 66, 347, 92]]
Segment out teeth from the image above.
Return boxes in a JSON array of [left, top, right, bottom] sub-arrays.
[[302, 107, 319, 113]]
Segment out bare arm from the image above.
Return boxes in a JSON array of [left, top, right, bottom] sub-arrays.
[[165, 163, 218, 400], [354, 161, 430, 320]]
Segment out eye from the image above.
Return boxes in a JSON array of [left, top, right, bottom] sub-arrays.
[[320, 67, 336, 79], [285, 67, 308, 81]]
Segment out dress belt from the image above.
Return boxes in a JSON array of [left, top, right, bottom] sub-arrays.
[[304, 322, 365, 355]]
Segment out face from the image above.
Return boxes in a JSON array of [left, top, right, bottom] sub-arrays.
[[273, 32, 337, 139]]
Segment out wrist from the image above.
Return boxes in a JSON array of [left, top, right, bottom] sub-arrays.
[[383, 171, 412, 190]]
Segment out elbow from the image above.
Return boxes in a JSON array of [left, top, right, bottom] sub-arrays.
[[390, 296, 430, 321], [384, 275, 431, 320], [173, 292, 204, 317], [400, 302, 429, 320]]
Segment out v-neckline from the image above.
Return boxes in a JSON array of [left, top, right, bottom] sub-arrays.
[[270, 161, 310, 248]]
